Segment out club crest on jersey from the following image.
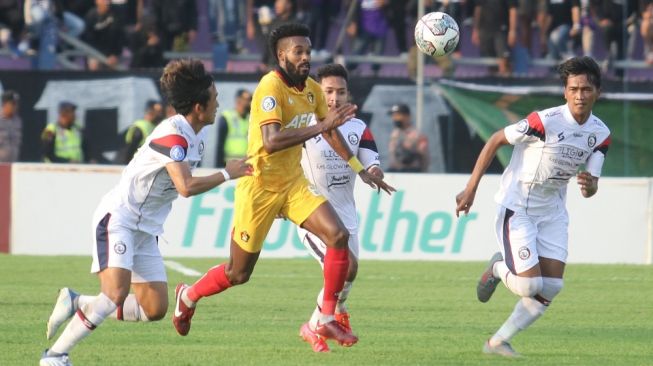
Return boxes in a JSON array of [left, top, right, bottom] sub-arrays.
[[170, 145, 186, 161], [348, 132, 359, 145], [240, 231, 250, 242], [114, 241, 127, 255], [262, 96, 276, 112], [516, 119, 529, 133], [588, 134, 597, 148], [518, 246, 531, 260], [307, 92, 315, 104]]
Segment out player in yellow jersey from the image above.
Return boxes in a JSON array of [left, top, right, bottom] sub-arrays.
[[172, 23, 394, 347]]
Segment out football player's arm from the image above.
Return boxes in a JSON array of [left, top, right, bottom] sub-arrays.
[[578, 135, 610, 198], [456, 129, 510, 217], [260, 103, 357, 153], [166, 157, 252, 198]]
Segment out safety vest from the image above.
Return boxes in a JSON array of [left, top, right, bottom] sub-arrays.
[[222, 110, 248, 160], [43, 122, 83, 162], [125, 119, 155, 147]]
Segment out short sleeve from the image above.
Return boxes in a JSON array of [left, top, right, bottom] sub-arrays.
[[586, 135, 611, 177], [504, 112, 545, 145], [251, 77, 283, 127], [149, 134, 189, 164]]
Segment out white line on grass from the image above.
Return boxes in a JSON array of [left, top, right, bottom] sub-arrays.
[[163, 260, 202, 277]]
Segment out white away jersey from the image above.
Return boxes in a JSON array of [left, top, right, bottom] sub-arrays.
[[99, 115, 206, 234], [301, 117, 380, 233], [495, 104, 611, 215]]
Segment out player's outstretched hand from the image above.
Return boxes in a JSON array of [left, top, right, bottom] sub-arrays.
[[225, 157, 253, 180], [359, 169, 395, 195], [321, 103, 357, 132], [455, 189, 476, 217]]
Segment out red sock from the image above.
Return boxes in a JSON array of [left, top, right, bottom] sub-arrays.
[[322, 247, 349, 316], [187, 264, 232, 302]]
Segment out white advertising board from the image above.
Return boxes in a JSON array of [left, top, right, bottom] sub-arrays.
[[10, 164, 652, 264]]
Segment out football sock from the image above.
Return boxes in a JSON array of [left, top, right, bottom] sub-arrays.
[[309, 288, 325, 330], [49, 293, 116, 355], [321, 247, 349, 318], [493, 261, 543, 297], [77, 294, 149, 321], [490, 296, 546, 346], [186, 264, 231, 304], [336, 281, 353, 314], [489, 278, 564, 346]]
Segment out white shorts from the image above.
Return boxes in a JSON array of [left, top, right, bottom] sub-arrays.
[[494, 205, 568, 274], [297, 226, 360, 267], [90, 211, 167, 283]]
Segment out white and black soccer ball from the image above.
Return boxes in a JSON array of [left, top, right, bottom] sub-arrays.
[[414, 12, 460, 57]]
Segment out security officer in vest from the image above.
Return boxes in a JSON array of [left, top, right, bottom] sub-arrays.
[[117, 100, 165, 163], [216, 89, 251, 167], [41, 101, 87, 163]]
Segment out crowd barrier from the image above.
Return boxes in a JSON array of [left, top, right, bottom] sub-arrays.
[[1, 163, 651, 264]]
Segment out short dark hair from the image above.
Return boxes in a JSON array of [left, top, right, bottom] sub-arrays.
[[160, 59, 214, 115], [235, 89, 250, 98], [268, 23, 310, 63], [316, 63, 349, 83], [145, 99, 161, 111], [1, 90, 19, 104], [558, 56, 601, 89]]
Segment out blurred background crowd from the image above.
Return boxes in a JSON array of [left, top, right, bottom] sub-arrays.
[[0, 0, 652, 77]]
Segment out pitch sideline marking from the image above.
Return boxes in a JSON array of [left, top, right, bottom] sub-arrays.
[[163, 260, 202, 277]]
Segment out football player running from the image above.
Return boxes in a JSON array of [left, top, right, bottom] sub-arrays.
[[455, 56, 611, 357], [41, 59, 252, 366]]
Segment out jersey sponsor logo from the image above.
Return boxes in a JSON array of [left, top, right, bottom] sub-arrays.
[[588, 133, 597, 148], [285, 113, 313, 129], [348, 132, 359, 145], [307, 92, 315, 104], [557, 132, 565, 142], [518, 246, 531, 260], [240, 231, 250, 242], [114, 241, 127, 255], [170, 145, 186, 161], [262, 96, 276, 112], [327, 173, 351, 188], [559, 146, 585, 160], [516, 119, 529, 133], [288, 97, 294, 105]]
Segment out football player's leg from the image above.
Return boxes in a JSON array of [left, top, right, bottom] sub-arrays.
[[46, 267, 130, 357]]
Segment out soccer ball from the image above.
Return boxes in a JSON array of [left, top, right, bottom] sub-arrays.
[[414, 12, 460, 57]]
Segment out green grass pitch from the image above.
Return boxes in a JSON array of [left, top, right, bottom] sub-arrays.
[[1, 255, 651, 365]]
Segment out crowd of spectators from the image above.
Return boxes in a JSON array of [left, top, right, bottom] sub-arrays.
[[0, 0, 652, 75]]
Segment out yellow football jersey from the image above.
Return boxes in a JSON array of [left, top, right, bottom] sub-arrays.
[[247, 70, 328, 192]]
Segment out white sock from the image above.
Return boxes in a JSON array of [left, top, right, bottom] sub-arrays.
[[181, 287, 196, 308], [50, 293, 117, 355], [336, 281, 353, 314], [311, 287, 335, 325], [309, 306, 321, 330], [490, 296, 547, 346], [77, 294, 149, 321], [493, 261, 543, 297]]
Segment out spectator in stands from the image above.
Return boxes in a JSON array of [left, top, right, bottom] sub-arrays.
[[83, 0, 126, 70], [0, 0, 24, 52], [307, 0, 338, 58], [116, 100, 164, 164], [128, 14, 165, 69], [216, 89, 252, 167], [152, 0, 197, 52], [23, 0, 60, 69], [246, 0, 275, 72], [0, 90, 22, 162], [472, 0, 518, 76], [209, 0, 247, 55], [642, 0, 653, 64], [41, 101, 87, 164], [597, 0, 639, 76], [542, 0, 581, 61], [387, 0, 408, 55], [579, 0, 601, 58], [347, 0, 390, 76], [262, 0, 299, 70], [387, 104, 429, 173]]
